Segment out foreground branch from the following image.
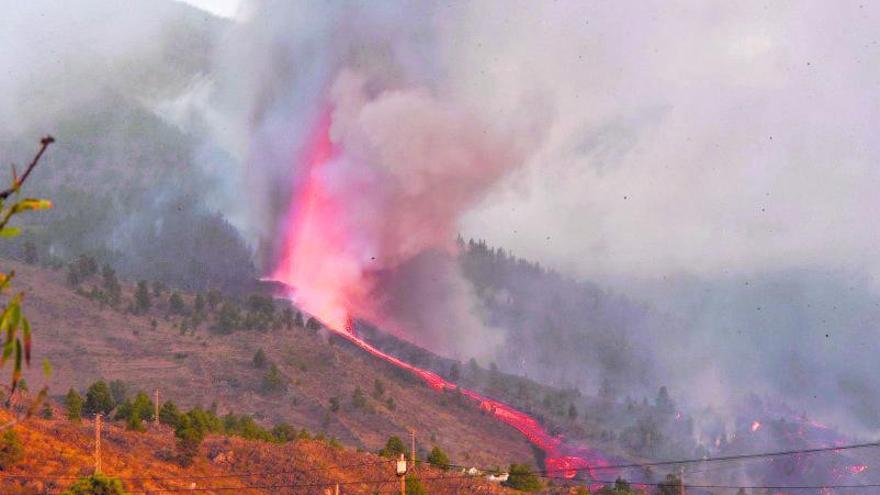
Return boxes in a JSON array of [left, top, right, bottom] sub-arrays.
[[0, 135, 55, 200]]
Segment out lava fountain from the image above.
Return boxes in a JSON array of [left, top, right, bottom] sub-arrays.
[[271, 105, 612, 482]]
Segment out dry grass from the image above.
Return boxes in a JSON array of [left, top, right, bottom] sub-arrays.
[[8, 259, 538, 473]]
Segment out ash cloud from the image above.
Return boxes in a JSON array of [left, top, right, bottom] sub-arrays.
[[215, 0, 880, 436]]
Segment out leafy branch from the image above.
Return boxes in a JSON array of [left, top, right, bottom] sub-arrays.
[[0, 136, 55, 429]]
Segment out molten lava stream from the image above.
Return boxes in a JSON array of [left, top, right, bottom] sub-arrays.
[[332, 319, 609, 482]]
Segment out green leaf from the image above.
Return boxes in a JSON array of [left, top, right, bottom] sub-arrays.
[[12, 338, 22, 391], [0, 227, 20, 238], [22, 316, 30, 364], [11, 198, 53, 214], [1, 340, 11, 365], [42, 358, 52, 378]]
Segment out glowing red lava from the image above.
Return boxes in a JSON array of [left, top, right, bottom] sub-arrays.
[[271, 106, 612, 482]]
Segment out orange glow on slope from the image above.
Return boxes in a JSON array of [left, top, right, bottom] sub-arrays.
[[271, 105, 612, 482]]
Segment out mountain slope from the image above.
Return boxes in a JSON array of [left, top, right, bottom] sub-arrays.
[[11, 260, 538, 469]]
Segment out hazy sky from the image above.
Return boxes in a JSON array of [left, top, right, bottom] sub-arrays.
[[180, 0, 240, 18]]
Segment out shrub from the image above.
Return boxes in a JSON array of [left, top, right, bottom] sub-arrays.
[[62, 473, 128, 495], [352, 386, 367, 409], [328, 397, 340, 412], [40, 402, 54, 419], [305, 317, 321, 331], [372, 379, 385, 398], [134, 280, 151, 314], [159, 400, 181, 427], [65, 388, 83, 421], [252, 349, 267, 368], [109, 380, 128, 406], [503, 464, 542, 492], [427, 446, 450, 471], [272, 422, 297, 442], [115, 392, 154, 423], [169, 292, 186, 315], [0, 429, 24, 469], [261, 365, 285, 393], [174, 416, 203, 467], [405, 475, 427, 495], [83, 381, 114, 416], [379, 435, 406, 459], [212, 302, 240, 334]]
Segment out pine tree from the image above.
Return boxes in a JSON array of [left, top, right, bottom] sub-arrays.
[[64, 388, 83, 421]]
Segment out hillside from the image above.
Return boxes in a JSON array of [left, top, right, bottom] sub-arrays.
[[0, 408, 518, 495], [9, 259, 539, 470]]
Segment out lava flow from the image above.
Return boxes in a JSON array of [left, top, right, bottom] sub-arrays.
[[271, 105, 612, 482]]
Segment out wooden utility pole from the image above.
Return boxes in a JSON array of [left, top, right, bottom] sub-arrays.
[[154, 389, 160, 424], [679, 466, 685, 495], [396, 453, 408, 495], [410, 429, 416, 470], [94, 413, 103, 474]]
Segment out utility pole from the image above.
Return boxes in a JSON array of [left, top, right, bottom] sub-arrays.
[[396, 453, 408, 495], [154, 389, 160, 425], [679, 466, 685, 495], [410, 429, 416, 470], [94, 413, 102, 474]]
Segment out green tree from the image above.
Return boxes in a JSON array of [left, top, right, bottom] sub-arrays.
[[65, 388, 83, 421], [294, 311, 304, 327], [261, 365, 285, 393], [405, 475, 427, 495], [133, 280, 151, 314], [84, 381, 114, 416], [654, 474, 682, 495], [568, 403, 578, 420], [169, 292, 186, 315], [212, 302, 240, 334], [272, 422, 297, 442], [115, 392, 154, 423], [352, 386, 367, 409], [503, 464, 542, 492], [101, 264, 121, 307], [373, 379, 385, 398], [427, 446, 450, 470], [174, 415, 203, 467], [252, 348, 267, 368], [328, 396, 340, 412], [306, 317, 321, 331], [449, 362, 460, 382], [193, 293, 206, 315], [655, 386, 675, 414], [206, 289, 222, 311], [151, 281, 165, 298], [379, 435, 406, 458], [280, 307, 294, 330], [62, 473, 128, 495], [159, 400, 181, 427], [108, 380, 128, 406], [596, 478, 637, 495], [0, 429, 24, 469]]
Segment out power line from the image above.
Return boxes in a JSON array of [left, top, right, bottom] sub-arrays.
[[416, 439, 880, 478], [2, 459, 392, 482], [45, 471, 880, 494]]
